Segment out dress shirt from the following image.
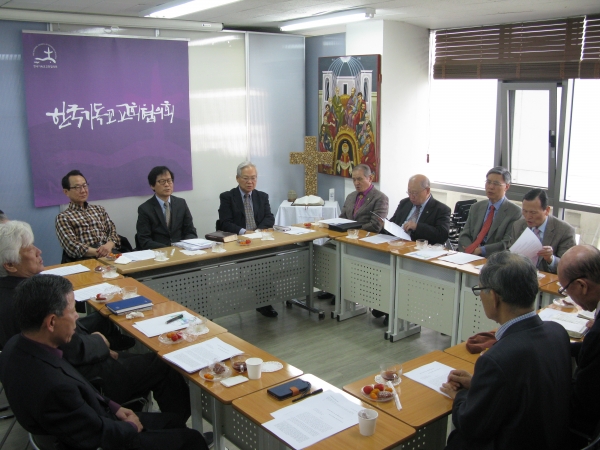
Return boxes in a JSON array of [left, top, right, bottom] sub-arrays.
[[402, 195, 431, 226], [238, 187, 254, 235], [495, 310, 537, 340], [532, 217, 557, 271], [480, 197, 506, 257], [154, 195, 170, 215]]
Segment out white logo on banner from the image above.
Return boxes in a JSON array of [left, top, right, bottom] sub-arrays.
[[32, 43, 57, 68]]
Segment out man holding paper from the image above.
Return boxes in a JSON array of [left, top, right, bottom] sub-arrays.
[[510, 189, 575, 273], [441, 251, 571, 450], [388, 174, 450, 245]]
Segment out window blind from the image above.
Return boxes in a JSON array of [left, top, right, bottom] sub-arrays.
[[581, 14, 600, 78]]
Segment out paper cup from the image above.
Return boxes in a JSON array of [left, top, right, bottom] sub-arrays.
[[246, 357, 263, 379], [358, 408, 378, 436]]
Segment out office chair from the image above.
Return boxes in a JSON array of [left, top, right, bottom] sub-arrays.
[[0, 382, 17, 450]]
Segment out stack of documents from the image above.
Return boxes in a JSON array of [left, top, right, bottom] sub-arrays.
[[263, 391, 362, 449], [162, 337, 242, 373], [538, 309, 589, 338], [41, 264, 90, 276], [120, 250, 156, 262], [174, 239, 214, 251]]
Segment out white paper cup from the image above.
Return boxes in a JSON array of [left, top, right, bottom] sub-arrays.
[[358, 408, 378, 436], [246, 357, 263, 379], [121, 286, 138, 299]]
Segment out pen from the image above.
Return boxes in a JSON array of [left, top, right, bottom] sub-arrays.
[[292, 388, 323, 402], [170, 249, 175, 256], [166, 314, 183, 324], [366, 232, 370, 237]]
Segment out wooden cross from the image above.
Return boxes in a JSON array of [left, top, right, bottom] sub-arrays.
[[289, 136, 331, 196]]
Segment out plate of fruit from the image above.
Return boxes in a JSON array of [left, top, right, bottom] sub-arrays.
[[158, 331, 185, 344], [361, 384, 395, 402], [199, 362, 231, 381], [237, 238, 252, 246]]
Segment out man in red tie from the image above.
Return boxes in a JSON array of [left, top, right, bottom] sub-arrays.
[[457, 167, 521, 256]]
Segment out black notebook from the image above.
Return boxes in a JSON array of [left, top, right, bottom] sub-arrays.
[[267, 379, 311, 400], [327, 221, 362, 232]]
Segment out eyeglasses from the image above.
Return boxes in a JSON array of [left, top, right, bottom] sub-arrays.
[[471, 285, 491, 296], [240, 176, 257, 182], [485, 180, 506, 187], [406, 189, 425, 196], [69, 183, 89, 192], [558, 278, 580, 296], [156, 179, 173, 186]]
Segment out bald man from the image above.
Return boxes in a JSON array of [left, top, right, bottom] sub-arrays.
[[389, 174, 451, 245]]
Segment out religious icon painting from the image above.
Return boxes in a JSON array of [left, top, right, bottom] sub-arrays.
[[318, 54, 381, 181]]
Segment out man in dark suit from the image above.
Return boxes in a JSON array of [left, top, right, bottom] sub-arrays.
[[0, 275, 208, 450], [389, 174, 450, 245], [441, 251, 571, 450], [339, 164, 388, 233], [458, 166, 521, 256], [510, 188, 576, 273], [136, 166, 197, 249], [218, 162, 276, 317], [558, 245, 600, 438]]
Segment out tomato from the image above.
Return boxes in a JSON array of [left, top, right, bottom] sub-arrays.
[[363, 385, 373, 394]]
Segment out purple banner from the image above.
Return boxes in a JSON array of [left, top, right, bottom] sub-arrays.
[[22, 32, 192, 207]]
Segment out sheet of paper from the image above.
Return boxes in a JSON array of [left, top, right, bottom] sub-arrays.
[[437, 253, 485, 265], [132, 311, 198, 337], [180, 250, 207, 256], [114, 255, 132, 264], [405, 249, 448, 260], [383, 219, 412, 241], [178, 238, 214, 250], [360, 234, 401, 244], [509, 227, 543, 265], [244, 232, 263, 239], [162, 337, 243, 373], [285, 226, 316, 235], [404, 361, 456, 398], [41, 264, 90, 276], [319, 218, 356, 225], [73, 283, 121, 302], [264, 391, 361, 450], [123, 250, 156, 262]]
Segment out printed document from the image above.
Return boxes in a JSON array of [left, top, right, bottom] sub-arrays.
[[41, 264, 90, 276], [404, 361, 456, 398], [360, 234, 401, 244], [73, 283, 121, 302], [438, 253, 484, 265], [123, 250, 156, 262], [162, 337, 242, 373], [405, 249, 448, 260], [319, 218, 356, 225], [132, 311, 198, 337], [509, 227, 542, 265], [284, 226, 316, 235], [383, 219, 412, 241]]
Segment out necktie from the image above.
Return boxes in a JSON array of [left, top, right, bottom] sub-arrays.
[[164, 202, 170, 228], [353, 194, 364, 218], [407, 205, 421, 225], [465, 205, 495, 254], [533, 227, 542, 266], [244, 194, 256, 231]]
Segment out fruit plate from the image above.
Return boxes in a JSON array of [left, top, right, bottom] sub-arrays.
[[361, 384, 395, 402], [199, 365, 232, 382], [237, 239, 252, 246], [158, 332, 184, 345]]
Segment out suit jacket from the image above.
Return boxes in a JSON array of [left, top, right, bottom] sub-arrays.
[[457, 198, 521, 255], [218, 188, 275, 234], [571, 316, 600, 436], [339, 187, 389, 233], [389, 196, 451, 245], [451, 315, 571, 450], [0, 334, 138, 450], [136, 195, 197, 249], [510, 215, 576, 273]]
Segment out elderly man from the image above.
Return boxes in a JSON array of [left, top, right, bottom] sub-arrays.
[[339, 164, 389, 233], [136, 166, 198, 249], [510, 188, 576, 273], [558, 245, 600, 438], [0, 275, 207, 450], [218, 161, 276, 317], [441, 251, 571, 450], [0, 221, 191, 420], [389, 174, 451, 245], [55, 169, 122, 262], [458, 166, 521, 256]]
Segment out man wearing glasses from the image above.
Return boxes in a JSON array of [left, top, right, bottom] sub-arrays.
[[55, 170, 121, 262], [218, 161, 276, 317], [558, 245, 600, 439], [458, 166, 521, 256], [136, 166, 197, 249], [441, 251, 572, 450]]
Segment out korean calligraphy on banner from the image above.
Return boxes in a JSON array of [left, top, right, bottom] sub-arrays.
[[22, 32, 192, 207]]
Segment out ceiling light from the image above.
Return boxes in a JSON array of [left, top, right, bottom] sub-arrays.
[[144, 0, 241, 19], [280, 8, 375, 32]]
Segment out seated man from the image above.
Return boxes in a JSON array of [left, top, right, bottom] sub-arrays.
[[0, 221, 190, 419], [136, 166, 197, 249], [218, 161, 277, 317], [441, 251, 571, 450], [0, 275, 207, 450], [558, 245, 600, 438], [510, 188, 576, 274], [339, 164, 388, 233], [55, 170, 122, 262], [389, 174, 451, 245], [457, 166, 521, 256]]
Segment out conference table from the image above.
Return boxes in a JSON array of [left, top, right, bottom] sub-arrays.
[[344, 350, 475, 449], [232, 373, 416, 450], [43, 258, 121, 289], [102, 228, 330, 320]]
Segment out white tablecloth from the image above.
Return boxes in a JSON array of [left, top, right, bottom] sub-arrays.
[[274, 201, 341, 226]]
